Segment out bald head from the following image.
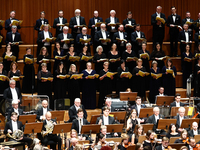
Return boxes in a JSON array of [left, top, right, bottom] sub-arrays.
[[46, 111, 52, 121], [153, 107, 160, 116], [42, 100, 48, 108], [192, 122, 198, 131]]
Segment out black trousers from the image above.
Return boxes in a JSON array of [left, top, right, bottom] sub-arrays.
[[9, 136, 32, 147], [170, 33, 179, 56], [43, 134, 62, 150]]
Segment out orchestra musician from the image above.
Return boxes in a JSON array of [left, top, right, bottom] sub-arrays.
[[188, 122, 200, 137], [174, 129, 188, 143], [102, 98, 115, 113], [7, 99, 23, 121], [187, 138, 196, 150], [126, 109, 140, 135], [69, 138, 78, 150], [100, 125, 112, 138], [158, 87, 165, 96], [5, 10, 21, 33], [130, 96, 146, 118], [166, 123, 180, 139], [66, 129, 78, 150], [170, 93, 185, 107], [143, 130, 157, 150], [131, 125, 145, 145], [155, 137, 170, 150], [117, 133, 130, 150], [36, 100, 52, 121]]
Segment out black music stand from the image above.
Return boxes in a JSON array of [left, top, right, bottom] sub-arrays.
[[24, 122, 43, 138], [18, 114, 36, 125]]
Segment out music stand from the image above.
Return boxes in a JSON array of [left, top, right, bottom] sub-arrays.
[[110, 111, 126, 121], [168, 143, 185, 150], [156, 96, 174, 106], [180, 118, 200, 129], [134, 124, 154, 133], [90, 115, 101, 124], [24, 122, 43, 138], [120, 92, 137, 101], [127, 145, 136, 150], [51, 110, 65, 122], [0, 115, 5, 129], [19, 114, 36, 125], [157, 119, 177, 130], [106, 124, 124, 133], [139, 108, 154, 118], [81, 124, 101, 134]]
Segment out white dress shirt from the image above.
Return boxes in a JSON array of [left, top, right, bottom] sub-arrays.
[[10, 18, 14, 24], [63, 33, 68, 49], [14, 108, 19, 115], [185, 30, 189, 42], [179, 115, 184, 126], [103, 115, 109, 125], [10, 88, 18, 101], [136, 104, 141, 116], [75, 105, 80, 112], [41, 18, 44, 25], [186, 18, 190, 22], [189, 145, 193, 150], [78, 118, 83, 134], [155, 115, 159, 123], [44, 31, 50, 46], [110, 17, 115, 30], [59, 17, 63, 30], [172, 14, 176, 23], [175, 102, 180, 107], [76, 16, 80, 26], [156, 12, 161, 18], [193, 129, 198, 135], [159, 93, 164, 96], [94, 18, 98, 30], [12, 120, 18, 132], [136, 31, 141, 38]]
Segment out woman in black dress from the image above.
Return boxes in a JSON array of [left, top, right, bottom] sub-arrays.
[[143, 130, 157, 150], [37, 47, 51, 72], [8, 62, 21, 90], [194, 58, 200, 97], [138, 43, 150, 72], [81, 62, 96, 109], [68, 64, 80, 106], [0, 62, 8, 94], [150, 43, 166, 71], [126, 109, 139, 136], [53, 42, 65, 74], [3, 44, 15, 73], [166, 123, 180, 139], [98, 61, 113, 108], [22, 47, 35, 93], [194, 44, 200, 65], [131, 125, 144, 145], [181, 44, 193, 89], [122, 43, 137, 73], [79, 46, 92, 73], [162, 59, 177, 96], [117, 60, 131, 95], [66, 45, 78, 72], [174, 130, 188, 143], [54, 61, 67, 100], [37, 63, 53, 109], [132, 59, 146, 99], [149, 61, 162, 103], [93, 46, 107, 74]]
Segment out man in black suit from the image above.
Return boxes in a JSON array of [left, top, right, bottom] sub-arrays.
[[4, 79, 22, 104], [57, 26, 73, 52], [94, 23, 111, 55], [194, 27, 200, 48], [5, 10, 21, 33], [100, 125, 113, 138], [194, 13, 200, 33], [34, 11, 49, 34], [69, 9, 86, 40], [123, 11, 136, 42], [37, 24, 53, 56], [131, 24, 146, 56], [170, 93, 185, 107], [155, 137, 169, 150], [71, 108, 90, 137], [105, 10, 120, 40], [151, 6, 166, 50], [147, 107, 164, 131], [187, 138, 196, 150], [7, 99, 23, 121], [130, 96, 146, 117], [167, 6, 181, 57], [53, 10, 68, 37], [4, 112, 32, 147], [36, 100, 52, 121], [113, 25, 128, 54], [173, 107, 188, 131], [68, 98, 87, 122], [188, 122, 200, 137], [5, 25, 22, 60], [101, 98, 115, 113], [179, 24, 192, 54], [158, 87, 165, 96], [42, 112, 62, 150], [76, 27, 92, 54], [182, 12, 194, 35]]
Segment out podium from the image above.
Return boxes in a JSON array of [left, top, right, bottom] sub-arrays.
[[106, 124, 124, 133], [51, 110, 65, 122], [81, 124, 101, 134], [18, 114, 36, 125], [24, 122, 43, 137], [134, 124, 154, 133], [180, 118, 200, 129], [156, 96, 174, 106], [90, 115, 101, 124], [157, 119, 177, 130], [139, 108, 154, 118], [120, 92, 137, 101], [110, 111, 126, 121]]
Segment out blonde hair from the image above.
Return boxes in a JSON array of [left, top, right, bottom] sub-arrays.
[[69, 64, 76, 72]]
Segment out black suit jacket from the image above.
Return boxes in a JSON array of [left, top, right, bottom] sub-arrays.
[[37, 31, 53, 49], [69, 146, 74, 150], [76, 33, 92, 53], [155, 145, 163, 150], [178, 30, 192, 42], [170, 101, 185, 107], [182, 18, 194, 30], [53, 17, 68, 36], [188, 129, 200, 137], [194, 32, 200, 45], [5, 32, 22, 44], [194, 19, 200, 32], [36, 107, 52, 121], [69, 16, 86, 35], [113, 31, 128, 43], [96, 115, 115, 125], [34, 18, 49, 32], [56, 33, 74, 49], [130, 104, 146, 117], [167, 14, 181, 35], [101, 106, 115, 114], [4, 120, 23, 135], [147, 114, 164, 131], [3, 87, 22, 103], [173, 115, 188, 129], [68, 105, 87, 122], [122, 18, 136, 40], [5, 18, 21, 32], [7, 108, 23, 122], [105, 17, 120, 32], [71, 118, 90, 134], [88, 17, 103, 38], [131, 31, 146, 43], [94, 30, 110, 45]]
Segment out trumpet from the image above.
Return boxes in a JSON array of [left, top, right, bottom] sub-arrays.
[[7, 129, 23, 141], [41, 120, 54, 137]]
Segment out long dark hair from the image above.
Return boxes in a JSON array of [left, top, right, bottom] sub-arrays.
[[56, 61, 66, 74]]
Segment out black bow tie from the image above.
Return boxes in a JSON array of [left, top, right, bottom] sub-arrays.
[[83, 35, 87, 36], [172, 14, 176, 16], [12, 33, 15, 35], [185, 31, 188, 33], [94, 17, 98, 19]]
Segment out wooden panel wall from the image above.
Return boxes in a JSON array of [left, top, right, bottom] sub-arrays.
[[0, 0, 200, 44]]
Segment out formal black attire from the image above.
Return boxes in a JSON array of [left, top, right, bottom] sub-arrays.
[[71, 118, 90, 136], [130, 104, 146, 117], [96, 115, 115, 125], [147, 114, 164, 131], [105, 17, 120, 40], [173, 114, 188, 129], [7, 107, 23, 121], [56, 33, 73, 52], [194, 32, 200, 49], [122, 50, 137, 72], [2, 52, 15, 73], [166, 132, 180, 139], [37, 54, 51, 72], [188, 129, 200, 137], [66, 52, 78, 72], [182, 18, 194, 35], [34, 18, 49, 33], [76, 33, 92, 54], [194, 64, 200, 97], [0, 70, 8, 94], [53, 17, 67, 37], [68, 105, 87, 122], [8, 70, 21, 90], [79, 52, 92, 73], [122, 18, 136, 41], [3, 87, 22, 104], [53, 49, 65, 73], [113, 31, 128, 54], [93, 53, 106, 74], [35, 107, 52, 121], [5, 18, 21, 33], [170, 101, 185, 107], [150, 50, 166, 70], [178, 30, 192, 54]]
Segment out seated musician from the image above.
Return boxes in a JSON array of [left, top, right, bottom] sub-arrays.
[[157, 87, 165, 96], [68, 98, 87, 122], [41, 111, 62, 150], [173, 107, 188, 132], [71, 108, 90, 139], [180, 146, 189, 150], [166, 123, 180, 139], [126, 109, 140, 135], [91, 133, 106, 150], [36, 100, 52, 121], [130, 96, 146, 117], [188, 122, 200, 137], [4, 112, 32, 148], [117, 133, 130, 150], [7, 99, 23, 121], [174, 129, 188, 143], [170, 93, 185, 107], [101, 98, 115, 113], [155, 137, 169, 150], [142, 130, 157, 150], [69, 138, 78, 150], [131, 124, 145, 145], [187, 138, 196, 150], [135, 143, 143, 150], [147, 107, 164, 132]]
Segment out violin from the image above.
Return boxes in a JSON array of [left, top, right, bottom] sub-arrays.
[[182, 137, 189, 144], [193, 144, 200, 150], [124, 142, 132, 148], [164, 146, 172, 150]]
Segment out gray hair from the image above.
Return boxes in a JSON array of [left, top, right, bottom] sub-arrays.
[[110, 10, 116, 14], [75, 9, 81, 13], [41, 63, 47, 67], [63, 26, 69, 30], [96, 45, 103, 52], [178, 107, 185, 112], [9, 79, 16, 84], [126, 43, 132, 47], [157, 6, 162, 9]]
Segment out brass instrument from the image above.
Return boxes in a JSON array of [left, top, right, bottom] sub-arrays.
[[41, 120, 54, 137], [7, 129, 23, 141]]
